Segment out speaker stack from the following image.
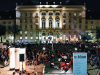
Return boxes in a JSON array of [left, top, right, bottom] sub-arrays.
[[19, 54, 24, 62]]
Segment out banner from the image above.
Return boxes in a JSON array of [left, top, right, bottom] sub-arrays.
[[73, 53, 87, 75], [9, 48, 15, 69], [15, 48, 20, 70]]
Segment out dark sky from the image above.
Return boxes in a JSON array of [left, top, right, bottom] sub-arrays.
[[0, 0, 99, 11]]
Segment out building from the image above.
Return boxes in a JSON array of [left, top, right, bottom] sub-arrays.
[[0, 11, 16, 43], [0, 0, 100, 43], [15, 1, 86, 43]]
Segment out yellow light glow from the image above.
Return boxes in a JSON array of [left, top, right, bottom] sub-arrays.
[[52, 5, 58, 8], [39, 5, 42, 7], [39, 37, 41, 39], [45, 5, 49, 8]]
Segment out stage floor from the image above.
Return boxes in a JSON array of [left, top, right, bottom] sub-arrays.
[[44, 63, 73, 74]]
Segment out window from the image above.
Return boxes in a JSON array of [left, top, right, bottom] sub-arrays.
[[64, 25, 66, 28], [63, 19, 66, 23], [69, 31, 71, 34], [3, 21, 6, 24], [95, 21, 99, 24], [30, 19, 32, 23], [30, 36, 33, 39], [86, 21, 88, 24], [20, 35, 22, 39], [20, 31, 22, 34], [49, 13, 53, 15], [74, 13, 76, 16], [69, 19, 71, 23], [36, 13, 38, 16], [96, 26, 98, 29], [69, 25, 71, 28], [91, 21, 93, 24], [74, 19, 76, 23], [36, 25, 38, 28], [91, 26, 93, 29], [20, 13, 22, 17], [79, 13, 81, 16], [25, 35, 27, 39], [85, 26, 88, 29], [30, 13, 32, 16], [79, 19, 82, 23], [25, 13, 27, 16], [56, 13, 60, 15], [64, 13, 66, 16], [36, 35, 38, 39], [20, 25, 22, 29], [25, 19, 27, 23], [25, 31, 27, 34], [42, 20, 45, 28], [56, 20, 59, 28], [30, 25, 32, 28], [36, 31, 38, 34], [36, 19, 38, 23], [25, 25, 27, 28], [79, 25, 81, 28], [49, 20, 52, 28], [69, 13, 71, 16], [74, 25, 76, 28], [8, 21, 11, 24], [30, 31, 33, 35], [20, 19, 22, 23], [42, 13, 46, 15]]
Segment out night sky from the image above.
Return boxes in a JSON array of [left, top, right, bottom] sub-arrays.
[[0, 0, 99, 11]]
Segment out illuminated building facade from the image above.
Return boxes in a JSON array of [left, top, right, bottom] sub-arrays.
[[1, 1, 100, 43], [16, 1, 86, 43]]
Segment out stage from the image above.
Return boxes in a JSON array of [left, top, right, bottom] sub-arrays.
[[43, 62, 73, 75]]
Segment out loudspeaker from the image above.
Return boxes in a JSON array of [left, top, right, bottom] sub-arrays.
[[19, 54, 24, 61]]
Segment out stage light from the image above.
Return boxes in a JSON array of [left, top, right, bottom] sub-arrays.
[[43, 47, 45, 50]]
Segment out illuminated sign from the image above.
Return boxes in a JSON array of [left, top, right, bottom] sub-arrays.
[[73, 53, 87, 75]]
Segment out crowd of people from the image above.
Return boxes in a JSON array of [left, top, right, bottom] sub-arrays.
[[0, 41, 100, 71], [0, 48, 9, 67]]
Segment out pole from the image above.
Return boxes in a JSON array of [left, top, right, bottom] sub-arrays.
[[22, 62, 23, 75]]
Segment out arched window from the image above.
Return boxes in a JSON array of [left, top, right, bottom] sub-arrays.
[[42, 20, 45, 28], [49, 20, 52, 28], [56, 20, 59, 28]]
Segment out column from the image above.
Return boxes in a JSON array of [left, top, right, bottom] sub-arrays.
[[60, 11, 62, 29], [53, 11, 55, 28], [39, 12, 42, 29], [46, 11, 49, 29]]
